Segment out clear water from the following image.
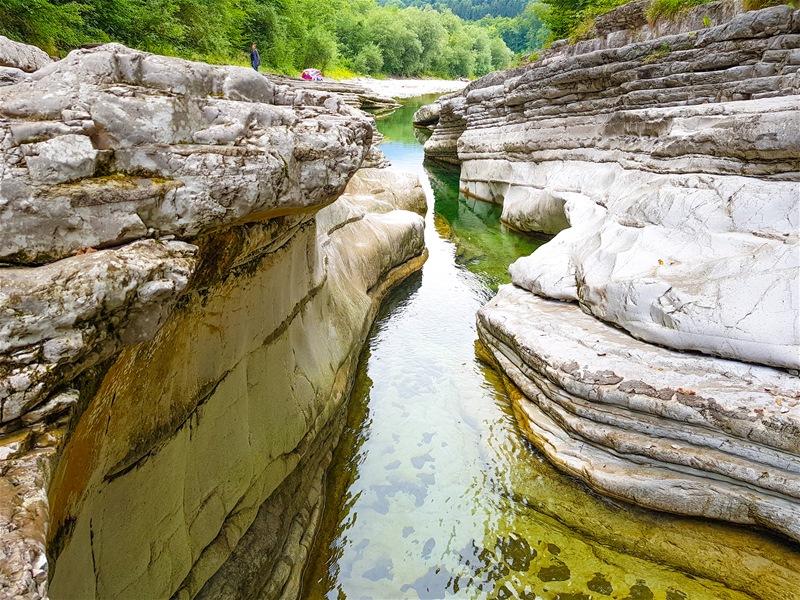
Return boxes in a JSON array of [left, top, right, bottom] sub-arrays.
[[301, 96, 799, 600]]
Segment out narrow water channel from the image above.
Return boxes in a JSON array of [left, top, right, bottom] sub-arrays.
[[301, 96, 795, 600]]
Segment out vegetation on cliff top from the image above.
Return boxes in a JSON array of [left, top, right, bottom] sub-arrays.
[[538, 0, 792, 41], [0, 0, 519, 78]]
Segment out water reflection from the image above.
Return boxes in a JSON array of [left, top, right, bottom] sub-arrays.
[[301, 96, 800, 600]]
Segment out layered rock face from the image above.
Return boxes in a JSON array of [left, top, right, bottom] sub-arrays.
[[0, 44, 426, 599], [424, 3, 800, 541]]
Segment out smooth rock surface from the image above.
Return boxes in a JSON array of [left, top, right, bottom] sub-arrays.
[[46, 175, 426, 600], [0, 36, 51, 73]]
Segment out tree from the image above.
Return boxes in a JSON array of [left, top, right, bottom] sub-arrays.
[[302, 25, 339, 69], [352, 42, 384, 73]]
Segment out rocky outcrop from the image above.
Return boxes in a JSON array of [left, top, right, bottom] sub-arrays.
[[265, 74, 401, 114], [0, 36, 51, 74], [0, 44, 426, 599], [425, 3, 800, 541]]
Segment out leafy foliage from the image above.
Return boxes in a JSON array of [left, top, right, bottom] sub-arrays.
[[480, 2, 549, 53], [0, 0, 515, 77], [377, 0, 530, 20]]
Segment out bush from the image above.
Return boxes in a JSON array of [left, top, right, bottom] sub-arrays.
[[302, 25, 339, 70]]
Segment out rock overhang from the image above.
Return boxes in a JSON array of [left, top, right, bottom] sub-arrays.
[[0, 44, 375, 266]]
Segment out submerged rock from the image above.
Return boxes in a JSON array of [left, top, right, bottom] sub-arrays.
[[0, 44, 427, 599], [427, 3, 800, 540]]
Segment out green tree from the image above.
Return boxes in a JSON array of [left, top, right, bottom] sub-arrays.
[[302, 25, 339, 69], [352, 42, 384, 73], [0, 0, 86, 54], [0, 0, 514, 78]]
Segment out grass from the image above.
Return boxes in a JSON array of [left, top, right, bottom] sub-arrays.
[[743, 0, 792, 8], [324, 65, 359, 80], [647, 0, 715, 22], [644, 42, 671, 62]]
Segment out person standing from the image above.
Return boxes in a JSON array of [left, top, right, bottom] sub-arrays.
[[250, 43, 261, 72]]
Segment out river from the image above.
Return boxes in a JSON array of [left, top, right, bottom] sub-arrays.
[[300, 95, 795, 600]]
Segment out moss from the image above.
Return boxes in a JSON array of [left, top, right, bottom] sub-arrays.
[[644, 43, 671, 63]]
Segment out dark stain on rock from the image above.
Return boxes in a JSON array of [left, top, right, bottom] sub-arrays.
[[538, 559, 571, 582], [587, 572, 614, 595], [497, 533, 537, 572], [625, 580, 654, 600]]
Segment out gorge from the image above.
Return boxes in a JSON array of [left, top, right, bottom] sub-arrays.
[[0, 0, 798, 598]]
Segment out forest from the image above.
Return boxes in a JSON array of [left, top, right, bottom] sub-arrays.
[[0, 0, 521, 78], [5, 0, 756, 79], [378, 0, 530, 20]]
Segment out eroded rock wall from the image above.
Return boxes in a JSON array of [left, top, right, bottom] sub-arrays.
[[425, 3, 800, 540], [0, 43, 427, 599]]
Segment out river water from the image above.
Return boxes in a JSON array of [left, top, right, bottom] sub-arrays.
[[301, 96, 796, 600]]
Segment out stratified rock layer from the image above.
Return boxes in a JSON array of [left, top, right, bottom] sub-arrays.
[[0, 44, 427, 600], [426, 3, 800, 541], [479, 287, 800, 539]]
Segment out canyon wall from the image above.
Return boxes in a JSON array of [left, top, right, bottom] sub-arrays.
[[0, 45, 426, 599], [423, 2, 800, 541]]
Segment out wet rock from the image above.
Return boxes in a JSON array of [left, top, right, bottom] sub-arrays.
[[625, 580, 654, 600], [538, 559, 571, 582], [498, 534, 536, 571], [478, 288, 800, 540], [587, 573, 614, 595]]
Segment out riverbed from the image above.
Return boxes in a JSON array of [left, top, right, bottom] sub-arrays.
[[300, 96, 798, 599]]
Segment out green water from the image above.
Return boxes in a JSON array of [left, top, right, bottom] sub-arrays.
[[301, 97, 799, 600]]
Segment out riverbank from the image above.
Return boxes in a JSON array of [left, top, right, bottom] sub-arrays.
[[347, 76, 468, 99]]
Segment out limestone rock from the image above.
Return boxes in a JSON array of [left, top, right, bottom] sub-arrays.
[[45, 180, 425, 600], [0, 36, 51, 73], [0, 66, 25, 87], [0, 41, 428, 600], [316, 166, 427, 235], [428, 7, 800, 368], [412, 102, 440, 127], [0, 240, 196, 424], [478, 286, 800, 541], [265, 74, 400, 114], [0, 44, 373, 265], [426, 3, 800, 537]]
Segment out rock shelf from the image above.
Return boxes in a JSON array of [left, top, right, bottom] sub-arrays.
[[0, 43, 427, 599], [425, 2, 800, 540]]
